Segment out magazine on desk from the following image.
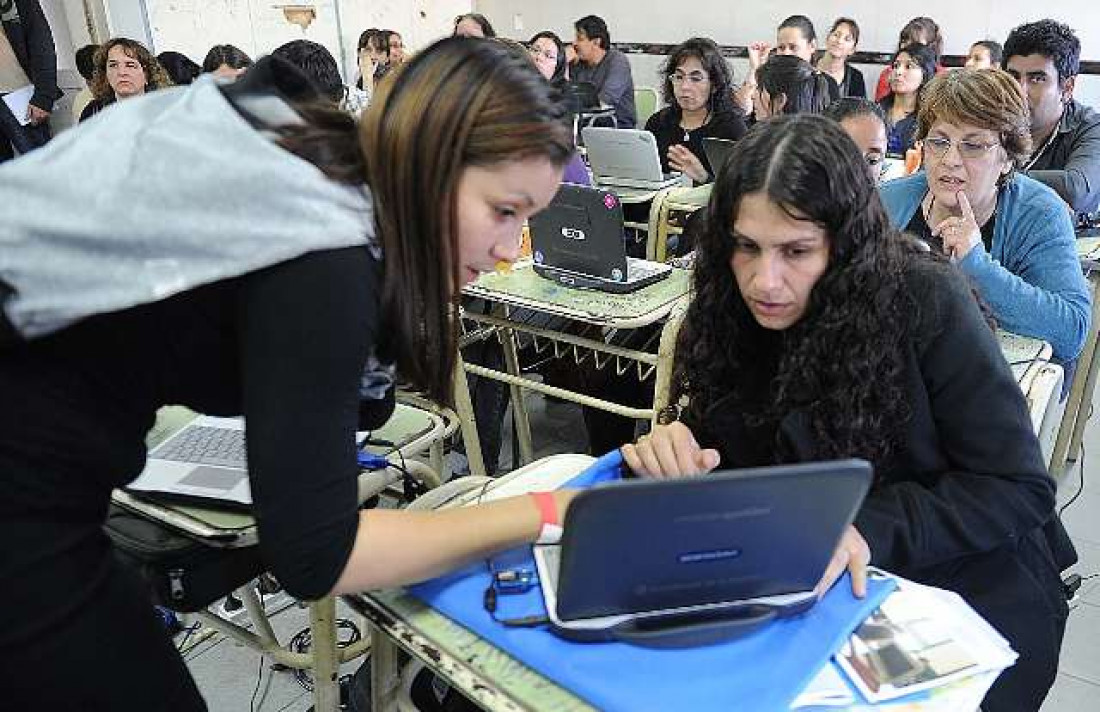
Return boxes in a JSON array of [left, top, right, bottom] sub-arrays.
[[791, 575, 1016, 709]]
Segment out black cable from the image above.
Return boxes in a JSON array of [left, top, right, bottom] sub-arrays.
[[287, 618, 363, 692], [249, 655, 265, 712], [175, 622, 201, 652], [1058, 404, 1091, 517]]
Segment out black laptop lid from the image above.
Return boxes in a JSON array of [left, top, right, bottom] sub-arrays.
[[555, 459, 872, 622], [702, 137, 737, 177], [530, 184, 629, 281]]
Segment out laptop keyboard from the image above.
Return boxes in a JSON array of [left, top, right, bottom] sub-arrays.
[[626, 258, 667, 281], [154, 426, 247, 469], [540, 545, 562, 592]]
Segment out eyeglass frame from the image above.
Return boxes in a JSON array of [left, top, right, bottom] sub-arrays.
[[921, 135, 1002, 161], [668, 70, 709, 86], [527, 46, 559, 63]]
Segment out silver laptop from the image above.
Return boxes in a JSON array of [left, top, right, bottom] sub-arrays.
[[127, 416, 254, 508], [532, 459, 872, 646], [582, 127, 686, 190]]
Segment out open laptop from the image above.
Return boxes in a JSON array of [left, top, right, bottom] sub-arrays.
[[126, 415, 394, 510], [582, 127, 686, 191], [702, 137, 737, 177], [533, 459, 872, 646], [529, 184, 672, 293]]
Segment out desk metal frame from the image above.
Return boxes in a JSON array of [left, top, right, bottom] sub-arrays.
[[456, 265, 691, 468], [1049, 247, 1100, 477]]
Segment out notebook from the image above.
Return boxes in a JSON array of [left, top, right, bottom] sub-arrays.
[[532, 459, 872, 645], [529, 183, 672, 293], [582, 127, 685, 190]]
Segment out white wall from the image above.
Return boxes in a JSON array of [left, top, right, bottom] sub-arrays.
[[474, 0, 1100, 106], [144, 0, 471, 84]]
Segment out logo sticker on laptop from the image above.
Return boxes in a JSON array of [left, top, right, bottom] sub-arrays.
[[603, 194, 618, 210], [677, 548, 743, 564], [533, 250, 544, 264], [561, 227, 586, 241], [611, 268, 624, 281]]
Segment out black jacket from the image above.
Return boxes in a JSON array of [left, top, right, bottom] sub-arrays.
[[2, 0, 59, 111], [683, 259, 1073, 710]]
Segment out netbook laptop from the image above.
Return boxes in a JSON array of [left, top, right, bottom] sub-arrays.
[[127, 416, 382, 511], [582, 127, 686, 190], [533, 459, 872, 646], [702, 137, 737, 177], [529, 184, 672, 293]]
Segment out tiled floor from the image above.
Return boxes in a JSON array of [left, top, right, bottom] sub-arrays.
[[185, 390, 1100, 711]]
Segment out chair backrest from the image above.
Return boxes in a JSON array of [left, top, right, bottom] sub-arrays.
[[634, 87, 660, 126]]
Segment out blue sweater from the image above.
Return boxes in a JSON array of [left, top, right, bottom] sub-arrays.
[[881, 173, 1090, 360]]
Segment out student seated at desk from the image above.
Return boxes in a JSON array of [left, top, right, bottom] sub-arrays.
[[622, 114, 1074, 712], [878, 43, 936, 156], [645, 37, 746, 184], [752, 55, 833, 120], [0, 38, 582, 710], [880, 68, 1090, 364], [1002, 20, 1100, 217], [825, 97, 888, 183]]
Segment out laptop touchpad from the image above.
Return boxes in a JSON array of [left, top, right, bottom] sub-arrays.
[[179, 466, 247, 492]]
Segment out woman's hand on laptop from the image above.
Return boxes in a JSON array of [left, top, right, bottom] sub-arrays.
[[667, 145, 707, 183], [620, 422, 720, 478], [813, 525, 871, 600]]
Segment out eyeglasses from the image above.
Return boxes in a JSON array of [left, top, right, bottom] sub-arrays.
[[923, 136, 1000, 160], [670, 71, 708, 86], [528, 47, 558, 62]]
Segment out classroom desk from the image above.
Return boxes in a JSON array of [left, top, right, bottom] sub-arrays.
[[344, 455, 996, 712], [111, 400, 452, 712], [457, 263, 692, 469], [1047, 237, 1100, 476]]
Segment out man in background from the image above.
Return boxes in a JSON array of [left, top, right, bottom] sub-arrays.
[[0, 0, 59, 162], [572, 14, 636, 128], [1003, 19, 1100, 218]]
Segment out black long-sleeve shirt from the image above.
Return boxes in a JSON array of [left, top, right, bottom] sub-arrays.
[[0, 246, 390, 646]]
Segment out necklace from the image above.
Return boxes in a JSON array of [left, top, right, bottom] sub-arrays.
[[682, 108, 711, 142]]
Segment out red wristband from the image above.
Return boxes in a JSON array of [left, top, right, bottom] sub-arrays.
[[530, 492, 563, 544]]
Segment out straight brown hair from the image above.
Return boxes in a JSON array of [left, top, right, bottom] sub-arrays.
[[360, 37, 574, 404]]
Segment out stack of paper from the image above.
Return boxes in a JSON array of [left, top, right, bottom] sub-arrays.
[[792, 575, 1016, 711]]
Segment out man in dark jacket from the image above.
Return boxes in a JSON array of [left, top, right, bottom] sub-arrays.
[[1, 0, 59, 162], [1004, 19, 1100, 217]]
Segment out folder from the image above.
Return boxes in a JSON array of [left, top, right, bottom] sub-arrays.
[[410, 452, 896, 711]]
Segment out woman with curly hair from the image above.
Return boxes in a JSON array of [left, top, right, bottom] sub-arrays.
[[79, 37, 172, 122], [644, 37, 746, 184], [623, 114, 1073, 712]]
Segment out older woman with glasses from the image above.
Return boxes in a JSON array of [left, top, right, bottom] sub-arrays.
[[882, 68, 1089, 363], [645, 37, 746, 183]]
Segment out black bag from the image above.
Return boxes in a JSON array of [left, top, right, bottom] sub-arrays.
[[104, 504, 265, 613]]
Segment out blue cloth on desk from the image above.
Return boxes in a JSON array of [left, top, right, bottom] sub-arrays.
[[410, 451, 896, 712]]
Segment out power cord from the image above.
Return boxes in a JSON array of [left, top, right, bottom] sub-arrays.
[[1058, 403, 1091, 518], [286, 618, 362, 692], [249, 654, 267, 712]]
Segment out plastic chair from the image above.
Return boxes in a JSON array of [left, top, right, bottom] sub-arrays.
[[634, 87, 660, 127]]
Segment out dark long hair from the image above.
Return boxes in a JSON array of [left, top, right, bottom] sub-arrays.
[[529, 30, 567, 83], [659, 37, 736, 116], [676, 114, 924, 465], [756, 55, 832, 115], [361, 37, 574, 403]]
